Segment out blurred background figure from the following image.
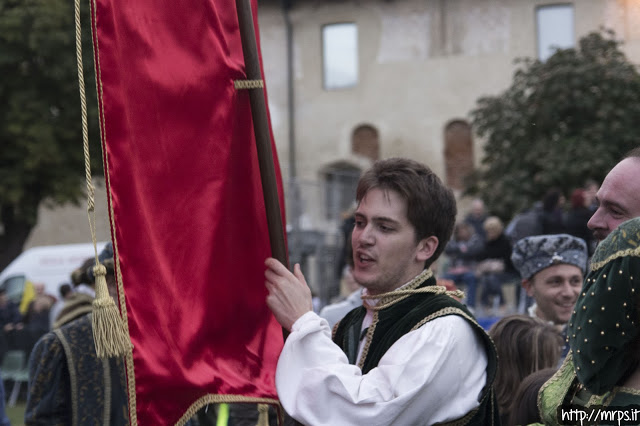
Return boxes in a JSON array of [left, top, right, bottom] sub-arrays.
[[0, 287, 23, 334], [319, 266, 361, 329], [565, 188, 595, 255], [508, 368, 556, 426], [488, 315, 562, 425], [442, 222, 483, 310], [48, 284, 74, 330], [23, 283, 54, 339], [583, 179, 599, 214], [474, 216, 517, 315], [464, 198, 488, 242], [541, 188, 567, 235]]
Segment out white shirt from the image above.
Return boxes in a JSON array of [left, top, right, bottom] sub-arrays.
[[318, 290, 363, 329], [276, 309, 488, 425]]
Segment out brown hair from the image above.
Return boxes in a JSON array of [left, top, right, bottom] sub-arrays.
[[488, 315, 563, 422], [508, 368, 557, 426], [355, 158, 457, 267]]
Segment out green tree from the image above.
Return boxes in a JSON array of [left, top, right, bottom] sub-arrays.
[[0, 0, 102, 271], [468, 30, 640, 220]]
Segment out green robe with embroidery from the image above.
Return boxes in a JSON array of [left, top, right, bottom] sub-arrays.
[[537, 352, 640, 426]]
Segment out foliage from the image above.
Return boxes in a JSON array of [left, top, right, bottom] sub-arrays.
[[468, 30, 640, 220], [0, 0, 102, 270]]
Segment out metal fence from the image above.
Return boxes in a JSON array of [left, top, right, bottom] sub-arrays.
[[284, 175, 357, 309]]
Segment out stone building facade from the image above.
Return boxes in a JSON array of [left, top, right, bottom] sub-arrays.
[[26, 1, 640, 284]]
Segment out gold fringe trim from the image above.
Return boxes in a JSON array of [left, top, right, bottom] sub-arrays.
[[74, 0, 131, 361], [590, 245, 640, 271], [91, 265, 132, 359], [234, 79, 264, 89], [87, 0, 138, 419], [409, 307, 478, 332], [175, 395, 282, 426]]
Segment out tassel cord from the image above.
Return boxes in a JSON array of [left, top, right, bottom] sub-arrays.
[[74, 0, 131, 359]]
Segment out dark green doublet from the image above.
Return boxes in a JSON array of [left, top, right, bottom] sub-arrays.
[[332, 274, 500, 426]]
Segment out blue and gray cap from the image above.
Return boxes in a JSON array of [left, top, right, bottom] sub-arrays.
[[511, 234, 588, 280]]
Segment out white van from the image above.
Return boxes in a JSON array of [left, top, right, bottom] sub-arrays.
[[0, 242, 108, 303]]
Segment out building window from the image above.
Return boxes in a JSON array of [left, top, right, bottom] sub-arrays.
[[322, 23, 358, 90], [351, 124, 379, 161], [536, 4, 574, 61], [444, 119, 473, 191], [323, 162, 361, 221]]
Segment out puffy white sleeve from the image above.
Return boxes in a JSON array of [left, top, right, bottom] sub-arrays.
[[276, 311, 487, 426]]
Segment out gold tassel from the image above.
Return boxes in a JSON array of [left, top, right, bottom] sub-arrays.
[[256, 404, 269, 426], [92, 264, 131, 358]]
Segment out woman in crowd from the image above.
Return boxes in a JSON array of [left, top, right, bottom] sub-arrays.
[[475, 216, 517, 312], [509, 368, 556, 425], [489, 315, 563, 424]]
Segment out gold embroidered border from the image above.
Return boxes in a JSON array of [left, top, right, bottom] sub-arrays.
[[409, 307, 478, 332], [537, 352, 573, 421], [357, 311, 379, 370], [234, 79, 264, 89], [590, 245, 640, 271], [175, 395, 282, 426], [618, 386, 640, 396], [89, 0, 139, 422], [54, 329, 79, 426], [407, 307, 499, 426]]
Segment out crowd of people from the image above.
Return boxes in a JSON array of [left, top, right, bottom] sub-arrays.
[[0, 147, 639, 425], [437, 182, 599, 317]]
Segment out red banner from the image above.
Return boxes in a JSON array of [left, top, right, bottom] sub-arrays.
[[90, 0, 285, 423]]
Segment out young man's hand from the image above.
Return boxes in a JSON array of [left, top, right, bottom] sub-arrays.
[[264, 258, 313, 331]]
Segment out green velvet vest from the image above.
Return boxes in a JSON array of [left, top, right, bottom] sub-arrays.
[[332, 275, 500, 426]]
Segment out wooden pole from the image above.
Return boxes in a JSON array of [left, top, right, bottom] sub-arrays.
[[235, 4, 303, 425], [235, 0, 288, 267]]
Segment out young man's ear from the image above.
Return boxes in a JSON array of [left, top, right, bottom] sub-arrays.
[[521, 278, 534, 297], [416, 236, 439, 263]]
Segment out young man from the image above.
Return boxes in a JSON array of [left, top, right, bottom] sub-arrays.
[[265, 158, 498, 425], [510, 234, 588, 358], [511, 235, 587, 327], [588, 147, 640, 241]]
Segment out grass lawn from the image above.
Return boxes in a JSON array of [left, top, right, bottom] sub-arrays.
[[6, 402, 25, 425]]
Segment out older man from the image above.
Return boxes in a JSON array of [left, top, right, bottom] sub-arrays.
[[588, 147, 640, 241], [538, 218, 640, 424]]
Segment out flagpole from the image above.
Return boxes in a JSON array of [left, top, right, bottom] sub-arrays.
[[235, 3, 302, 424], [235, 0, 288, 268]]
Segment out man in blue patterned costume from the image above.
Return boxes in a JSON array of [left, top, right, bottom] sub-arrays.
[[25, 243, 128, 425]]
